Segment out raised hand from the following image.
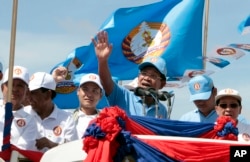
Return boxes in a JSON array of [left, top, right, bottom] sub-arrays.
[[52, 66, 68, 83], [92, 31, 113, 61]]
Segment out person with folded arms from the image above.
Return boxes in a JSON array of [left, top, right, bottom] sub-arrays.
[[25, 72, 78, 152]]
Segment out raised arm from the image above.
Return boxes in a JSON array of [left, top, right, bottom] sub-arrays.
[[52, 66, 68, 83], [92, 31, 114, 95]]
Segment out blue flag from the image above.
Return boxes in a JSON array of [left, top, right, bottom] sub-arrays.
[[238, 15, 250, 35], [53, 0, 205, 109]]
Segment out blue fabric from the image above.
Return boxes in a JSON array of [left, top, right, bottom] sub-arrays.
[[217, 122, 238, 137], [108, 83, 167, 118], [2, 102, 13, 151], [128, 136, 178, 162], [130, 115, 214, 137], [238, 15, 250, 34], [51, 0, 205, 109]]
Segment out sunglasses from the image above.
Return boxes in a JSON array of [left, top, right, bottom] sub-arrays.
[[218, 103, 239, 109]]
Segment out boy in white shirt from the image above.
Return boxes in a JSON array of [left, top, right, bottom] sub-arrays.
[[73, 73, 103, 139]]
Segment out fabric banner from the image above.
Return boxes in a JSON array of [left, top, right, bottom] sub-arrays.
[[82, 106, 246, 162], [52, 0, 205, 109]]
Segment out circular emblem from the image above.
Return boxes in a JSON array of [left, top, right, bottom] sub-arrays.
[[16, 119, 26, 127], [14, 68, 22, 75], [53, 126, 62, 136], [242, 133, 250, 141], [194, 83, 200, 90], [217, 47, 236, 55], [122, 21, 170, 64], [224, 88, 234, 94], [89, 74, 97, 80]]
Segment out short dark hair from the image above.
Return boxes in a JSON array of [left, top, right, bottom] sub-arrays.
[[40, 87, 57, 99]]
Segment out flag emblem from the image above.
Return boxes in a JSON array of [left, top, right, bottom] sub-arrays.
[[122, 22, 170, 63]]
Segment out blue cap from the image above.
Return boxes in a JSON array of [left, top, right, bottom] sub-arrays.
[[138, 56, 167, 79], [188, 75, 214, 101]]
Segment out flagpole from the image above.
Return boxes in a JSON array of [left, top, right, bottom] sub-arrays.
[[7, 0, 18, 99], [1, 0, 18, 155], [203, 0, 209, 69]]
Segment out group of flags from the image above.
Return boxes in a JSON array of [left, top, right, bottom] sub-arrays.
[[51, 0, 250, 110], [52, 0, 205, 109]]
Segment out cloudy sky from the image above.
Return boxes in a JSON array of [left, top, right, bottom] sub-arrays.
[[0, 0, 250, 120]]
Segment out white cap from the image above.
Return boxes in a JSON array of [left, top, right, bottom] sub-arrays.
[[79, 73, 103, 90], [215, 88, 241, 103], [29, 72, 56, 91], [3, 66, 29, 85]]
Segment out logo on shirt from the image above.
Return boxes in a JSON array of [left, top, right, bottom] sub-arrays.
[[53, 126, 62, 136], [16, 119, 26, 127]]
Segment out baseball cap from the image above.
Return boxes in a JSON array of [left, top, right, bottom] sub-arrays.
[[29, 72, 56, 91], [215, 88, 241, 103], [138, 56, 167, 80], [79, 73, 103, 90], [2, 65, 29, 85], [188, 75, 214, 101]]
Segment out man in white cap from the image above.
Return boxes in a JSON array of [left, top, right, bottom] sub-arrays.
[[73, 73, 103, 138], [215, 88, 250, 141], [0, 65, 38, 151], [92, 31, 168, 118], [179, 74, 218, 123], [25, 72, 77, 152]]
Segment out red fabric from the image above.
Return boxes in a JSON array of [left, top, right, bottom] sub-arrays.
[[11, 145, 43, 162], [82, 107, 243, 162], [126, 118, 155, 135], [0, 149, 11, 161], [200, 116, 238, 140], [83, 107, 122, 162], [2, 135, 11, 146], [139, 138, 232, 162], [0, 145, 43, 162]]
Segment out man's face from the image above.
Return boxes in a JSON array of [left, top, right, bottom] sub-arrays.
[[137, 66, 166, 90], [215, 96, 242, 121], [77, 82, 102, 109], [2, 78, 28, 108]]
